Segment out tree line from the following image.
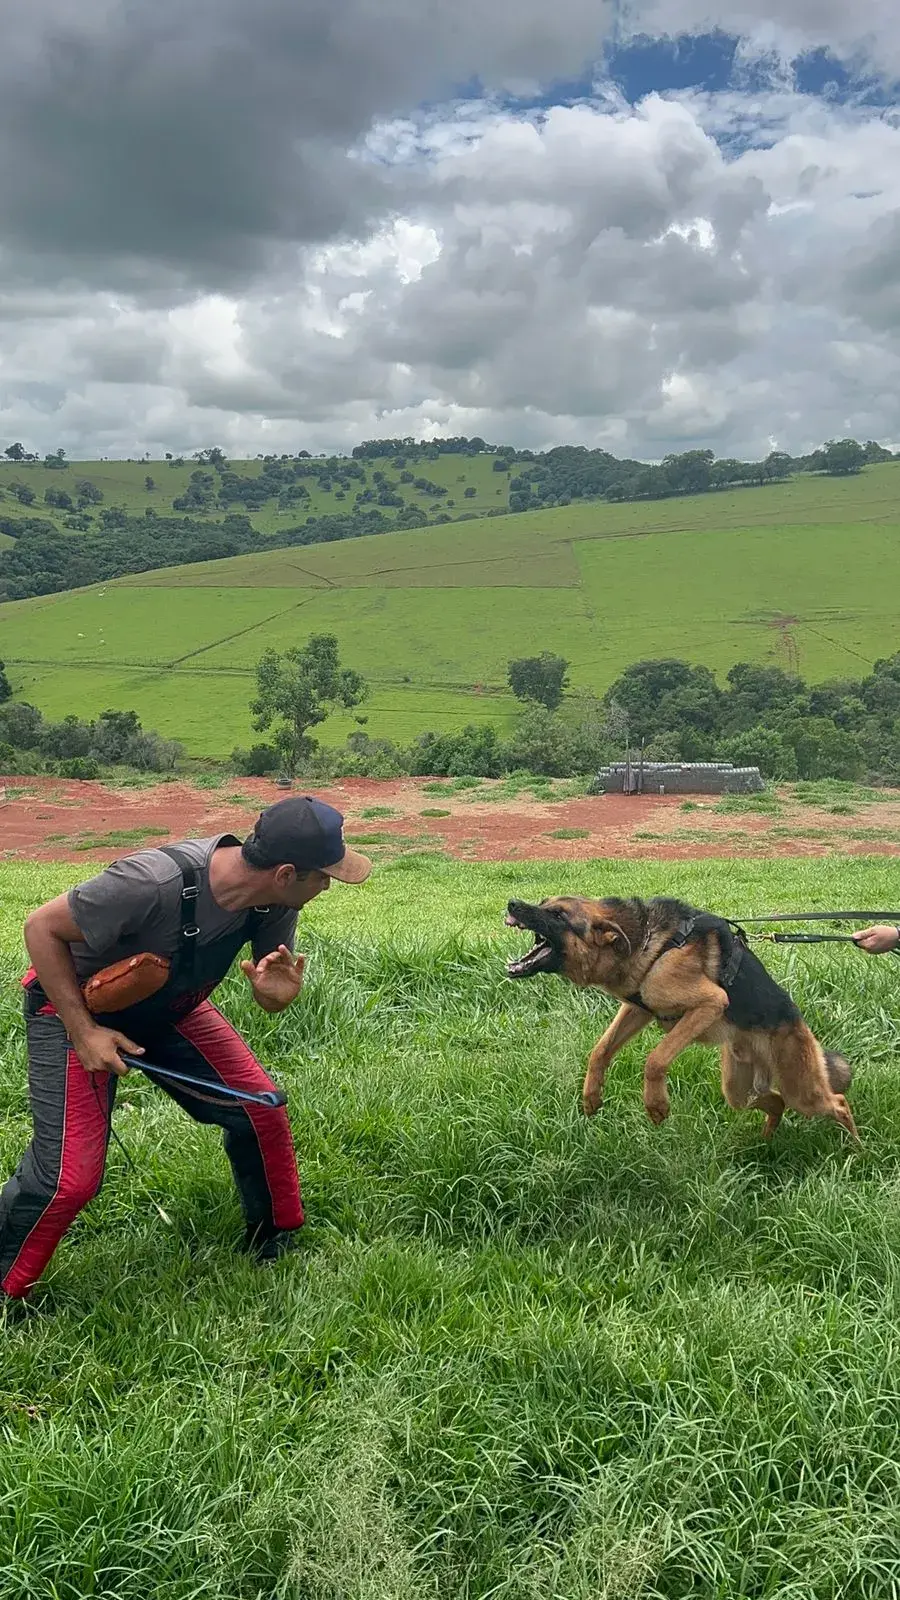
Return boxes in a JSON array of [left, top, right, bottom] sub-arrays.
[[0, 509, 401, 602], [229, 639, 900, 786], [4, 640, 900, 787]]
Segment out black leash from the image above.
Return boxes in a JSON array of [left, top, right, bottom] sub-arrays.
[[738, 911, 900, 923], [727, 910, 900, 948]]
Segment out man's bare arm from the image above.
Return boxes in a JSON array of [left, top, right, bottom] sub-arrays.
[[24, 896, 142, 1075]]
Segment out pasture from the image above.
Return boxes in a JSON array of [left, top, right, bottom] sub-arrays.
[[3, 853, 900, 1597], [0, 452, 510, 538], [2, 464, 900, 755]]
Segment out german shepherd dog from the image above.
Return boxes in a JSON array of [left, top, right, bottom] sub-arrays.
[[505, 895, 858, 1142]]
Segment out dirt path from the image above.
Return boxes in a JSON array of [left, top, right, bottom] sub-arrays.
[[4, 775, 900, 863]]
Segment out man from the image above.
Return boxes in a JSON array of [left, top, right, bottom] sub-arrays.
[[0, 795, 371, 1306], [853, 924, 900, 954]]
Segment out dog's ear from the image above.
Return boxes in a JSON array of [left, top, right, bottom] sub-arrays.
[[594, 919, 632, 957]]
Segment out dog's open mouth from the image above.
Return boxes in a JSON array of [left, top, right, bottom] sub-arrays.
[[505, 907, 559, 978]]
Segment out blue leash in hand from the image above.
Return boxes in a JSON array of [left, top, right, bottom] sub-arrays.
[[94, 1055, 287, 1225], [119, 1054, 287, 1108]]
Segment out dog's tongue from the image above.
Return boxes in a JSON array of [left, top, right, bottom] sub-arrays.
[[504, 913, 520, 927]]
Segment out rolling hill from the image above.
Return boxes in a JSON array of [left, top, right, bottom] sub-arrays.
[[2, 464, 899, 757], [0, 450, 510, 544]]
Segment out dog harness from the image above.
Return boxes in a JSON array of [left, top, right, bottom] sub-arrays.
[[624, 912, 748, 1017]]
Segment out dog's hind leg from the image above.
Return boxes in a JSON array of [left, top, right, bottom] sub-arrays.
[[775, 1025, 861, 1145], [721, 1038, 785, 1139], [582, 1003, 650, 1117], [756, 1095, 786, 1139]]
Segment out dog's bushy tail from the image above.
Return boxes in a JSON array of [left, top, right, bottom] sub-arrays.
[[825, 1050, 853, 1093]]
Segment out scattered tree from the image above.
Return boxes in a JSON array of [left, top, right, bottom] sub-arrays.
[[821, 439, 866, 476], [44, 487, 74, 510], [507, 653, 570, 711], [250, 635, 366, 778], [0, 660, 11, 704], [4, 443, 26, 462]]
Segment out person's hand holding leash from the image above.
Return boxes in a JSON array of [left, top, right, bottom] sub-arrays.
[[240, 945, 306, 1012], [853, 925, 900, 954], [71, 1023, 143, 1076]]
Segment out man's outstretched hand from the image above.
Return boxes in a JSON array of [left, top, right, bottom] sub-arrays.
[[240, 946, 306, 1012]]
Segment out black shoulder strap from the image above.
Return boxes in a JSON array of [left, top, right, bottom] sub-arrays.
[[159, 845, 201, 982], [159, 844, 269, 968]]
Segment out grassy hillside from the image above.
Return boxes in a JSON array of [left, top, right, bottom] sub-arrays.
[[3, 464, 900, 756], [0, 452, 511, 538], [5, 855, 900, 1596]]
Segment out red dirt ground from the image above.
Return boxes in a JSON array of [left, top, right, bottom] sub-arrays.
[[3, 775, 900, 863]]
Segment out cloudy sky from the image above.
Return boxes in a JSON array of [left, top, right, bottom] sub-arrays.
[[1, 0, 899, 462]]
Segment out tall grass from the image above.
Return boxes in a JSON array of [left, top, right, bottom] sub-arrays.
[[3, 857, 900, 1597]]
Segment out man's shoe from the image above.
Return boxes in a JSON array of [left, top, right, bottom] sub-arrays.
[[241, 1222, 294, 1266], [1, 1292, 41, 1324]]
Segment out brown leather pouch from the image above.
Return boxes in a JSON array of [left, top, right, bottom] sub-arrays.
[[82, 952, 171, 1015]]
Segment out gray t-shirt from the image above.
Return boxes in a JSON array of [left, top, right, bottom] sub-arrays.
[[66, 834, 297, 983]]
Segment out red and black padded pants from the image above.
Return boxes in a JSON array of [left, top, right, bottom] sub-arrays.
[[0, 991, 304, 1299]]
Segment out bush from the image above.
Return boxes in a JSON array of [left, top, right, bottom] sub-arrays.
[[502, 706, 578, 777], [0, 701, 43, 747], [408, 725, 504, 778], [339, 733, 408, 779], [231, 743, 279, 777], [41, 715, 93, 760], [783, 718, 865, 781], [717, 725, 798, 780], [58, 756, 101, 780]]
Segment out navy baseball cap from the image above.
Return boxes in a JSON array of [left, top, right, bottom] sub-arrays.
[[245, 796, 371, 883]]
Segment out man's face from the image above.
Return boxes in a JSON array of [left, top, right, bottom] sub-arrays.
[[270, 866, 332, 909]]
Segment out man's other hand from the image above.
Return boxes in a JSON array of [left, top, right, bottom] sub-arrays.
[[240, 946, 306, 1012], [853, 925, 900, 954]]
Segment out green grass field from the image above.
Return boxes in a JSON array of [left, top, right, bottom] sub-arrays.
[[0, 453, 510, 538], [4, 854, 900, 1597], [3, 463, 900, 755]]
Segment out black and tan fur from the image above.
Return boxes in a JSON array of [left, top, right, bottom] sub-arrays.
[[505, 894, 858, 1142]]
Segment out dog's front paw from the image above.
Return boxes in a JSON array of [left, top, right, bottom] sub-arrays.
[[643, 1084, 670, 1125], [582, 1086, 603, 1118]]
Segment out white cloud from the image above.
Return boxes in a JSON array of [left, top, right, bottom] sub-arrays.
[[2, 5, 900, 461]]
